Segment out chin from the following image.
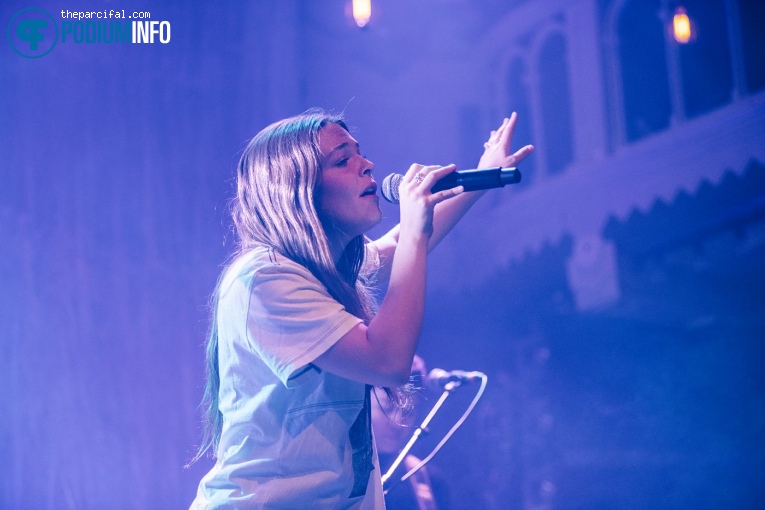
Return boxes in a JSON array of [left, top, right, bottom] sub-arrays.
[[331, 208, 383, 239], [367, 210, 383, 230], [357, 220, 381, 237]]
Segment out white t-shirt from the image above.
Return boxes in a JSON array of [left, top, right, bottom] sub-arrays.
[[191, 245, 385, 510]]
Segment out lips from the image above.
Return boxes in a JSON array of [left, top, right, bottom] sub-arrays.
[[360, 182, 378, 197]]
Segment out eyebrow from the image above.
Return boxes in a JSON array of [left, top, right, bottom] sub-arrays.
[[327, 141, 360, 156]]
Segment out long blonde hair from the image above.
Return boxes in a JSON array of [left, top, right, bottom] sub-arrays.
[[191, 111, 378, 463], [233, 111, 377, 318]]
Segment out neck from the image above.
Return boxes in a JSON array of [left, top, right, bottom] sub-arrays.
[[327, 231, 353, 264]]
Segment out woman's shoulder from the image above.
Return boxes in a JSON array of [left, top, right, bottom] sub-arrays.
[[220, 245, 314, 294]]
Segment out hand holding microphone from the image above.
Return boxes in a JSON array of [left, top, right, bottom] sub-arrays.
[[380, 113, 533, 204], [382, 167, 521, 204]]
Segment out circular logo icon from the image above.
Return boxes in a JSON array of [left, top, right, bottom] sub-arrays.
[[7, 7, 58, 58]]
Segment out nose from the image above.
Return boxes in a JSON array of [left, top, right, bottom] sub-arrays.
[[362, 156, 374, 176]]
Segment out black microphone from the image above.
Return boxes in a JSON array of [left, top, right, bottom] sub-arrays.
[[381, 167, 521, 204], [426, 368, 485, 391]]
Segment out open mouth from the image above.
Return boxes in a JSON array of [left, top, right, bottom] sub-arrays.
[[360, 182, 378, 197]]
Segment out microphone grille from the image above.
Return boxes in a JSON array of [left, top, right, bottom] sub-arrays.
[[381, 173, 403, 204]]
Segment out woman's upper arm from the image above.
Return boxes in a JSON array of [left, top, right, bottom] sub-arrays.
[[369, 226, 399, 285], [312, 322, 410, 388], [248, 257, 407, 387]]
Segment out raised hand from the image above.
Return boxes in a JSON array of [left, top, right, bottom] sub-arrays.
[[478, 112, 534, 170]]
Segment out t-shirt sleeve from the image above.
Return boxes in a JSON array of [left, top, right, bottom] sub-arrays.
[[245, 258, 363, 387]]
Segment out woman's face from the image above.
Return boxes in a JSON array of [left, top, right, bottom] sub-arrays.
[[316, 122, 381, 240]]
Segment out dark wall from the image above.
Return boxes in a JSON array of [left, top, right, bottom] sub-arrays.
[[415, 163, 765, 509], [0, 1, 287, 507]]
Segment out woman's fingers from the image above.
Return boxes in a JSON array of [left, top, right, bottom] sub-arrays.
[[431, 185, 464, 204], [496, 113, 516, 151], [508, 144, 534, 166], [485, 113, 517, 152], [403, 163, 425, 183], [418, 164, 455, 187], [398, 163, 463, 209], [406, 164, 451, 189], [417, 164, 463, 205]]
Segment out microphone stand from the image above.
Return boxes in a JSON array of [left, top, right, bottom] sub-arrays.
[[381, 380, 460, 491]]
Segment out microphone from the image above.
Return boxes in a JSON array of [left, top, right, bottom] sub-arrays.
[[381, 167, 521, 204], [426, 368, 485, 391]]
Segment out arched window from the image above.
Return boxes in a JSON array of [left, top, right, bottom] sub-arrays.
[[606, 0, 761, 145], [738, 0, 765, 93], [677, 0, 733, 118], [538, 32, 574, 175], [505, 56, 535, 186], [617, 0, 672, 141]]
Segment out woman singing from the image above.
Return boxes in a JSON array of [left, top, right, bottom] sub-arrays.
[[189, 110, 532, 509]]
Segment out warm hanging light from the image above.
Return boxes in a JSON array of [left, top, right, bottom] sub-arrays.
[[672, 7, 692, 44], [352, 0, 372, 28]]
